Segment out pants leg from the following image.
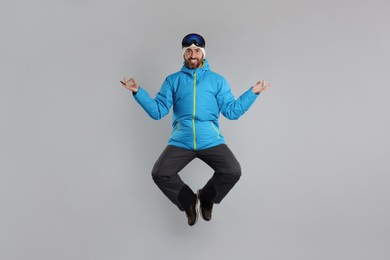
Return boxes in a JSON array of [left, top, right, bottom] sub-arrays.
[[197, 144, 242, 204], [151, 145, 197, 211]]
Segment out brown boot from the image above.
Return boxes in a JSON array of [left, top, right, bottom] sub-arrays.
[[185, 194, 199, 226], [197, 189, 213, 221]]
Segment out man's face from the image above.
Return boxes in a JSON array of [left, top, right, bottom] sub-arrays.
[[184, 47, 204, 69]]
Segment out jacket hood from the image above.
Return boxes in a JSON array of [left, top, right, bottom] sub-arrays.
[[181, 59, 210, 75]]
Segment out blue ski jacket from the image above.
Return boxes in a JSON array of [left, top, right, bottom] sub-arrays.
[[133, 59, 259, 150]]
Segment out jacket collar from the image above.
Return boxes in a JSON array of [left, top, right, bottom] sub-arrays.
[[181, 59, 210, 75]]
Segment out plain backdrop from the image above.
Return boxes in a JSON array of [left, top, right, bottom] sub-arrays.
[[1, 0, 389, 259]]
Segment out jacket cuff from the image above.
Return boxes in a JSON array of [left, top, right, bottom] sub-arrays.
[[246, 87, 260, 101], [250, 86, 260, 96], [133, 87, 146, 101]]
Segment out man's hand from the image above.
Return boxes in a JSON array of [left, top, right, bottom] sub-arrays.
[[121, 77, 139, 93], [252, 80, 270, 94]]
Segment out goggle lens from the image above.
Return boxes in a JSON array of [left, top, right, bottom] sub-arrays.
[[182, 34, 205, 48]]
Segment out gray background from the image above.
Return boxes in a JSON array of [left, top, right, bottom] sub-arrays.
[[1, 0, 389, 259]]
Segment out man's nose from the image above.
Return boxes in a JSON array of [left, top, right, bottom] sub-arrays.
[[189, 51, 197, 58]]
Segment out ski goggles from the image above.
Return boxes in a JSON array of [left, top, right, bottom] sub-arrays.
[[182, 33, 206, 48]]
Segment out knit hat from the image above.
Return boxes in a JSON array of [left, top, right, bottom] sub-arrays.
[[182, 44, 206, 59]]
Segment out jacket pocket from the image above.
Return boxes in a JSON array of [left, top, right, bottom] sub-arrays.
[[170, 122, 180, 138], [211, 122, 220, 139]]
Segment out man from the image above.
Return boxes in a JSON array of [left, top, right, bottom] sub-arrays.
[[121, 33, 270, 226]]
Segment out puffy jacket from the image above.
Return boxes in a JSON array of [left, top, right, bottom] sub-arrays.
[[133, 59, 259, 150]]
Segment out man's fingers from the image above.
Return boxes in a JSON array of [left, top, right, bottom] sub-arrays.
[[252, 80, 271, 93], [262, 84, 270, 91], [122, 77, 134, 85]]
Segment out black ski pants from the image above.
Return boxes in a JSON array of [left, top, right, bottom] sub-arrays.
[[151, 144, 241, 211]]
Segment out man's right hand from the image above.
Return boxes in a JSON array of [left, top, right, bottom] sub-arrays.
[[121, 77, 139, 93]]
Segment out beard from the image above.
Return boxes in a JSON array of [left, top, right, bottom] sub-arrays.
[[184, 57, 203, 69]]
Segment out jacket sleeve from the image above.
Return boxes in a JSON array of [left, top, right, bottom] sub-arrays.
[[217, 79, 259, 120], [133, 78, 173, 120]]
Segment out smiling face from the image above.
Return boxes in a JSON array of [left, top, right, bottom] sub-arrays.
[[183, 47, 204, 69]]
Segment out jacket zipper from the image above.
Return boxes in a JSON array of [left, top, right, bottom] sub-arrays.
[[192, 72, 197, 150]]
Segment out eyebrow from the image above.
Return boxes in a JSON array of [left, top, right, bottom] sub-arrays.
[[186, 48, 201, 51]]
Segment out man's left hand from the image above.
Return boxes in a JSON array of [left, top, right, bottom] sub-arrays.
[[252, 80, 271, 94]]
